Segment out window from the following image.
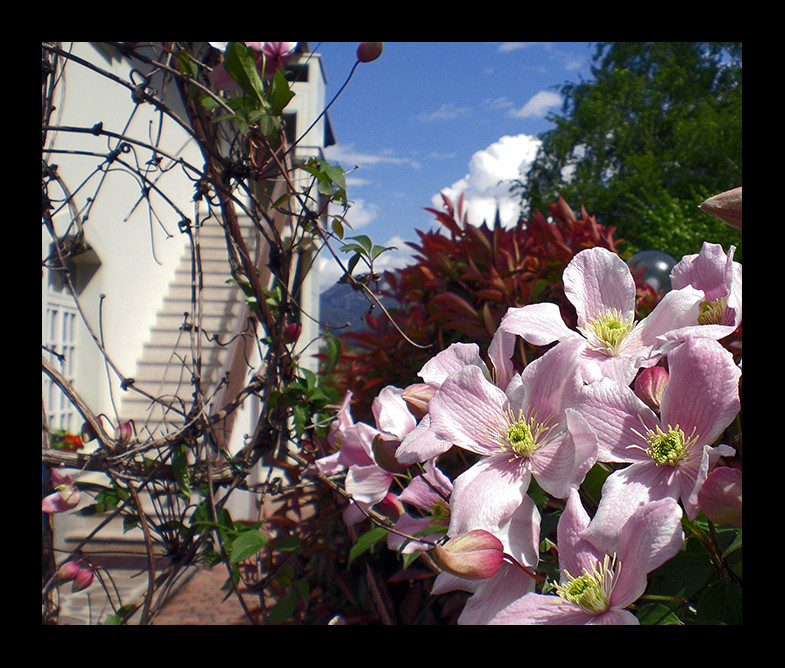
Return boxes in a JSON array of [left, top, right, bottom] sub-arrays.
[[43, 271, 79, 432]]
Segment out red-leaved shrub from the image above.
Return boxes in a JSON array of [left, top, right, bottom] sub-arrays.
[[331, 194, 649, 421]]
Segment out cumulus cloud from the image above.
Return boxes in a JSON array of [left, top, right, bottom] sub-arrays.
[[435, 134, 541, 228], [339, 198, 379, 231], [508, 90, 562, 119]]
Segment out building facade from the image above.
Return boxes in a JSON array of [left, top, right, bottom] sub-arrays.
[[42, 42, 335, 620]]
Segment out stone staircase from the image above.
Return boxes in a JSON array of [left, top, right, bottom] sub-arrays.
[[57, 215, 266, 624], [121, 215, 260, 440]]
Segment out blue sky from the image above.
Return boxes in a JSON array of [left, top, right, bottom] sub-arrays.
[[310, 42, 596, 291]]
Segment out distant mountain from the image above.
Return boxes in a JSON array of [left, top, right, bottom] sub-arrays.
[[319, 280, 400, 334]]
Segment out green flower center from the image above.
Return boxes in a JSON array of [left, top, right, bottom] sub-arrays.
[[644, 424, 697, 466], [697, 297, 728, 326], [506, 419, 537, 457], [580, 309, 635, 356], [555, 554, 618, 615], [497, 410, 557, 459], [428, 498, 451, 529]]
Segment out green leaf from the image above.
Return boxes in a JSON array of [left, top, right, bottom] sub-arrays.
[[322, 332, 341, 374], [172, 443, 192, 498], [293, 403, 307, 437], [301, 159, 347, 205], [348, 526, 389, 566], [274, 536, 302, 552], [228, 529, 268, 564], [332, 217, 346, 239], [371, 243, 397, 260], [222, 42, 266, 105], [637, 602, 684, 625], [268, 69, 295, 115], [695, 579, 742, 624], [342, 234, 373, 256], [267, 588, 299, 624], [198, 94, 221, 114]]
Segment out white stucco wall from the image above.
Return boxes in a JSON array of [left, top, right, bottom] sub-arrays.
[[43, 42, 200, 418], [44, 43, 334, 526]]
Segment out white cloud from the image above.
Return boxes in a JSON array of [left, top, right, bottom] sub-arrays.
[[497, 42, 544, 52], [507, 90, 562, 119], [325, 142, 421, 171], [414, 102, 472, 122], [339, 198, 379, 231], [435, 134, 541, 228]]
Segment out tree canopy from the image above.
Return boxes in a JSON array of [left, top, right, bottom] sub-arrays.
[[517, 42, 742, 261]]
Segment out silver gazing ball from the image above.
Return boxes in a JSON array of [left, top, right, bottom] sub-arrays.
[[626, 250, 678, 295]]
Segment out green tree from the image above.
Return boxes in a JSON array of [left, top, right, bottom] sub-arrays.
[[517, 42, 742, 261]]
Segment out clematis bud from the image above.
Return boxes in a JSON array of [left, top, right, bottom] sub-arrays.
[[283, 321, 302, 344], [378, 491, 405, 520], [357, 42, 384, 63], [58, 560, 94, 592], [433, 529, 504, 580], [115, 420, 133, 445], [698, 466, 742, 527], [72, 565, 95, 592], [80, 420, 98, 443], [700, 186, 742, 229], [634, 366, 669, 412], [57, 560, 79, 582], [401, 383, 435, 420]]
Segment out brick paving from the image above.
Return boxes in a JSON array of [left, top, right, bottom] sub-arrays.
[[151, 566, 253, 625]]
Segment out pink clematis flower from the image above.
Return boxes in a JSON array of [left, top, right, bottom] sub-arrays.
[[659, 242, 742, 346], [427, 337, 597, 534], [497, 247, 704, 385], [396, 328, 517, 466], [307, 386, 418, 526], [432, 494, 541, 625], [387, 459, 453, 554], [489, 488, 684, 625], [576, 336, 741, 554]]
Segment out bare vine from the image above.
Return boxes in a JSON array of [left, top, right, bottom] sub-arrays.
[[42, 41, 419, 625]]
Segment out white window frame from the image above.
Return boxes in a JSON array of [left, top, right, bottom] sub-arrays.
[[43, 273, 79, 432]]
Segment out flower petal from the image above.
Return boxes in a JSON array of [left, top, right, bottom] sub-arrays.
[[576, 378, 658, 463], [448, 455, 530, 535], [395, 414, 453, 465], [659, 337, 741, 447], [417, 342, 487, 387], [610, 497, 684, 608], [372, 385, 417, 439], [563, 247, 636, 327], [580, 463, 677, 556], [489, 593, 594, 625], [531, 411, 596, 499], [428, 365, 509, 455], [345, 464, 393, 505], [498, 302, 578, 347]]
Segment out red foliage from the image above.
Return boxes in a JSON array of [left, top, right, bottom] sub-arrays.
[[331, 195, 629, 421]]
